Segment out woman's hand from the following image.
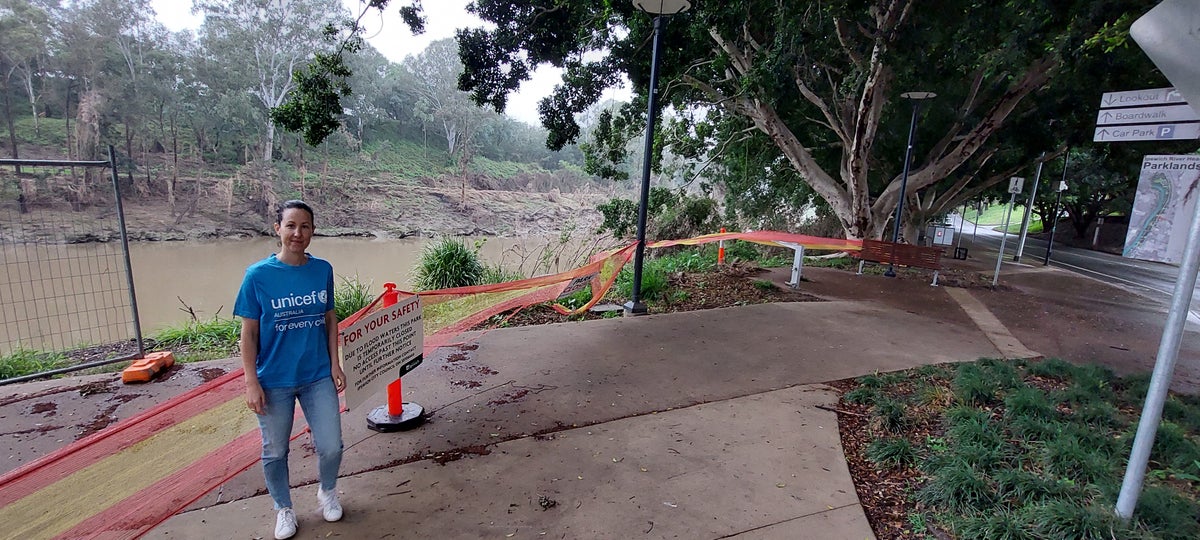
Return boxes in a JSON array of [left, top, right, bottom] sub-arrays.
[[331, 364, 347, 393], [245, 379, 266, 415]]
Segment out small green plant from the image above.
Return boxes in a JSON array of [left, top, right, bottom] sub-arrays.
[[1026, 357, 1076, 381], [481, 263, 525, 285], [0, 348, 69, 379], [906, 512, 929, 536], [866, 437, 917, 467], [413, 237, 484, 291], [613, 263, 668, 303], [334, 274, 373, 322], [669, 289, 691, 303], [1004, 386, 1055, 421], [752, 279, 775, 291], [871, 397, 908, 433], [918, 459, 995, 512], [558, 285, 594, 311], [954, 364, 1001, 406], [151, 317, 241, 362], [1135, 485, 1200, 539], [844, 386, 879, 405]]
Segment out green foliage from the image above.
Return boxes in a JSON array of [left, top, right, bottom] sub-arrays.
[[558, 285, 593, 311], [1043, 435, 1113, 486], [595, 198, 638, 238], [481, 263, 525, 285], [1026, 357, 1076, 382], [613, 263, 667, 303], [752, 279, 775, 291], [1136, 486, 1200, 540], [952, 508, 1034, 540], [844, 386, 878, 405], [918, 459, 995, 512], [954, 364, 1002, 406], [654, 248, 717, 273], [151, 317, 241, 362], [413, 238, 484, 291], [1153, 422, 1200, 471], [1004, 386, 1055, 421], [866, 437, 916, 468], [334, 275, 374, 322], [871, 398, 907, 433], [0, 348, 69, 379]]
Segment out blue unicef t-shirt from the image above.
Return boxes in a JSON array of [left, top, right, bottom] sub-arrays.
[[234, 253, 336, 388]]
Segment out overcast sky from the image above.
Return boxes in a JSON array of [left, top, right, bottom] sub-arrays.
[[149, 0, 630, 127]]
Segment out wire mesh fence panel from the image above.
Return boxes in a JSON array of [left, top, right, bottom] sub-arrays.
[[0, 163, 140, 364]]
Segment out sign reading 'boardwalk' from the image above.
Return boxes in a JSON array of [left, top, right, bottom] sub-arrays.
[[1094, 86, 1199, 142]]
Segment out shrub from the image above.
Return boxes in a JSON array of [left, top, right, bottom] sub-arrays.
[[1136, 485, 1200, 539], [952, 508, 1035, 540], [1026, 357, 1076, 382], [1028, 501, 1133, 539], [413, 237, 484, 291], [151, 317, 240, 362], [871, 398, 908, 433], [1004, 386, 1056, 421], [334, 274, 373, 322], [955, 363, 1001, 406], [918, 459, 995, 511], [595, 197, 638, 238], [613, 263, 668, 303], [481, 263, 524, 285], [866, 437, 917, 467], [1043, 435, 1112, 486], [844, 386, 878, 405]]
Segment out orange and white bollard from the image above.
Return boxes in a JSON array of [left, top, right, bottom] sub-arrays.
[[718, 227, 726, 266], [366, 282, 426, 432]]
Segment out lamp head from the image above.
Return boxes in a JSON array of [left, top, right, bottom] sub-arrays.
[[632, 0, 692, 15], [901, 91, 937, 100]]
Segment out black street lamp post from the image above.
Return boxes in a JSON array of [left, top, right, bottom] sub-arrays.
[[1044, 151, 1070, 265], [885, 91, 936, 278], [625, 0, 691, 315]]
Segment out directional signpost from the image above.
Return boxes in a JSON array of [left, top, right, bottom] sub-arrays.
[[1094, 87, 1199, 143], [1114, 0, 1200, 523]]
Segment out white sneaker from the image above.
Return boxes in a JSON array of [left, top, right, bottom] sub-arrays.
[[317, 487, 343, 522], [274, 507, 297, 540]]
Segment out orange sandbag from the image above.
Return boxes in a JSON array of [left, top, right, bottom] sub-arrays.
[[121, 351, 175, 384]]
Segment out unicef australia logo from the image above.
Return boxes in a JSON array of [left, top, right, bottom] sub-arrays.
[[318, 290, 328, 304]]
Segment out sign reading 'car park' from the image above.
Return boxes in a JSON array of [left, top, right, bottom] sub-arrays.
[[1094, 87, 1200, 142]]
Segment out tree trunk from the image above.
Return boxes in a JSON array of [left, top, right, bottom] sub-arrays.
[[263, 121, 275, 162], [124, 119, 135, 191], [2, 79, 21, 175], [169, 113, 177, 213]]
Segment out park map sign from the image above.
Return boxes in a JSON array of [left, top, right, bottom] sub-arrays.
[[1123, 155, 1200, 264]]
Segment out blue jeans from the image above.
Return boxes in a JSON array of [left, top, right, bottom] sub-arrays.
[[257, 377, 343, 510]]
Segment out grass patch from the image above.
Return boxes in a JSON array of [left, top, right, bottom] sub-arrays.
[[334, 274, 374, 322], [0, 348, 70, 379], [150, 317, 240, 362], [836, 357, 1200, 539]]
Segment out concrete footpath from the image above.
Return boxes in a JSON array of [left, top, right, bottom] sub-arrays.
[[130, 298, 1003, 540]]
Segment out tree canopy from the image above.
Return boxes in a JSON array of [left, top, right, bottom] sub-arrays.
[[454, 0, 1189, 239]]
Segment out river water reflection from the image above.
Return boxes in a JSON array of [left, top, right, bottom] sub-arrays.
[[129, 235, 541, 333]]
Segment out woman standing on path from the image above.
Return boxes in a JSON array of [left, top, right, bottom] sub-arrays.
[[235, 200, 346, 540]]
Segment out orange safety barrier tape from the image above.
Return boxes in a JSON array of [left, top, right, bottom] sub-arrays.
[[0, 231, 850, 538]]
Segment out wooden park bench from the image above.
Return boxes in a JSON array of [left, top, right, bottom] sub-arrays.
[[855, 239, 944, 286]]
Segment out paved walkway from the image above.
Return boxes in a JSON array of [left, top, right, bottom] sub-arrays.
[[133, 296, 1004, 539], [11, 255, 1130, 539]]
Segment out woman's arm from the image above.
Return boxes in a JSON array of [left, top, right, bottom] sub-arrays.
[[241, 318, 266, 414], [327, 310, 345, 392]]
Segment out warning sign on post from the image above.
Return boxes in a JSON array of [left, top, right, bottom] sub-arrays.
[[340, 296, 423, 411]]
